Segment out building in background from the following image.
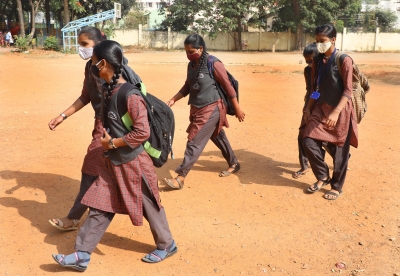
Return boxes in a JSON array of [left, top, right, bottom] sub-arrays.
[[135, 0, 174, 30], [361, 0, 400, 28]]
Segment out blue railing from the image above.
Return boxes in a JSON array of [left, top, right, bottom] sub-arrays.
[[61, 9, 115, 51]]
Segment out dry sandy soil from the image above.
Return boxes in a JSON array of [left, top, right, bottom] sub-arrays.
[[0, 48, 399, 276]]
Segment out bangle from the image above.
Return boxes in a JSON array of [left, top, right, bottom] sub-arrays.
[[108, 138, 117, 149], [335, 107, 341, 112], [303, 110, 310, 113], [60, 113, 67, 120]]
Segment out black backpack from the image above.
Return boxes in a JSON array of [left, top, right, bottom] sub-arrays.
[[206, 55, 239, 116], [117, 82, 175, 168]]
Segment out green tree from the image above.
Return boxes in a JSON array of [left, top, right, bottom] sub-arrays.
[[121, 6, 147, 29], [272, 0, 361, 50], [159, 0, 273, 50], [362, 7, 398, 32]]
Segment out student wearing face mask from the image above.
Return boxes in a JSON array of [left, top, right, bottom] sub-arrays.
[[52, 40, 177, 271], [162, 34, 245, 190], [292, 43, 323, 179], [302, 24, 358, 200], [48, 26, 141, 230]]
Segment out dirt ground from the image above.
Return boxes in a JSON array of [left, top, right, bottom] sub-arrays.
[[0, 48, 399, 276]]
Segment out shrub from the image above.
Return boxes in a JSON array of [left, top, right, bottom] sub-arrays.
[[14, 35, 31, 51], [44, 36, 59, 51]]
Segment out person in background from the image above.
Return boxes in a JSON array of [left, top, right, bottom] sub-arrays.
[[162, 34, 245, 190], [292, 43, 323, 179]]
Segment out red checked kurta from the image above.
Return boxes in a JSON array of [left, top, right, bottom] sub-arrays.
[[179, 60, 237, 141], [81, 85, 162, 226]]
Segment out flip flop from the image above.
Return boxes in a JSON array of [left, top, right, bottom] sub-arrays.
[[49, 218, 80, 231], [307, 177, 331, 193], [219, 163, 241, 177], [52, 252, 90, 272], [141, 240, 178, 263], [292, 169, 309, 179], [323, 190, 343, 200], [162, 177, 184, 190]]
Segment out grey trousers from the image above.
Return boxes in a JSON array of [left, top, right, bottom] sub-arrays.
[[67, 173, 96, 220], [302, 123, 352, 191], [175, 106, 237, 177], [74, 177, 173, 253]]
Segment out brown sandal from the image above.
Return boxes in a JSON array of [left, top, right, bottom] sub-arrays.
[[162, 177, 184, 190], [49, 218, 80, 231], [219, 163, 241, 177]]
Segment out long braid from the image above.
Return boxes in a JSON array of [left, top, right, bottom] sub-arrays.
[[193, 50, 208, 90], [102, 65, 122, 128]]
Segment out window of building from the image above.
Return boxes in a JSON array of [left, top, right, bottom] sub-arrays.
[[148, 2, 153, 8]]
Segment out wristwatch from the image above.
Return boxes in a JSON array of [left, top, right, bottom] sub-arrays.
[[108, 138, 117, 149], [60, 113, 67, 120]]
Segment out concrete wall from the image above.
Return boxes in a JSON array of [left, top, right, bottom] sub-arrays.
[[114, 26, 400, 52]]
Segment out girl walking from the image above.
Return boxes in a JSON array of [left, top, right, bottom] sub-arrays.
[[303, 24, 358, 200], [292, 43, 322, 179], [163, 34, 245, 189], [48, 26, 141, 230], [52, 40, 176, 271]]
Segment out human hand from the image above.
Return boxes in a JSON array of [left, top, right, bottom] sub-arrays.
[[48, 116, 64, 130], [100, 128, 112, 149], [235, 109, 245, 122], [166, 98, 176, 107], [325, 109, 340, 128], [303, 110, 310, 122]]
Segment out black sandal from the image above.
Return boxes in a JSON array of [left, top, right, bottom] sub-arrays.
[[219, 163, 241, 177], [292, 169, 309, 179], [307, 177, 331, 193]]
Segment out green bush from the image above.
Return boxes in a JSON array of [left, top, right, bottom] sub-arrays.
[[14, 35, 31, 51], [44, 36, 59, 51]]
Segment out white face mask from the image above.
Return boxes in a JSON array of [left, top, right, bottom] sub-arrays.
[[316, 41, 332, 54], [78, 46, 93, 60]]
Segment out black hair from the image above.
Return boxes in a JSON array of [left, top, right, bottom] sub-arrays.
[[303, 43, 318, 57], [184, 34, 208, 87], [314, 24, 337, 39], [78, 26, 107, 43], [93, 40, 124, 123]]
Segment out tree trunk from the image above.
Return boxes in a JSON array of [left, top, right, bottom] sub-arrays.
[[291, 0, 302, 50], [29, 0, 35, 37], [63, 0, 69, 25], [295, 22, 304, 50], [29, 0, 44, 37], [237, 15, 242, 51], [45, 0, 50, 32], [16, 0, 25, 37]]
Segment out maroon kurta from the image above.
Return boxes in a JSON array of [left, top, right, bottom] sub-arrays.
[[78, 68, 109, 178], [303, 55, 358, 148], [179, 60, 237, 141], [81, 86, 162, 226]]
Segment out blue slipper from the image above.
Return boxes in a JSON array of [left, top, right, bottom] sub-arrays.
[[141, 240, 178, 263], [52, 251, 90, 272]]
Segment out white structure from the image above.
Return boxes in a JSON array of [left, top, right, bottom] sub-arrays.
[[361, 0, 400, 28], [136, 0, 174, 11]]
